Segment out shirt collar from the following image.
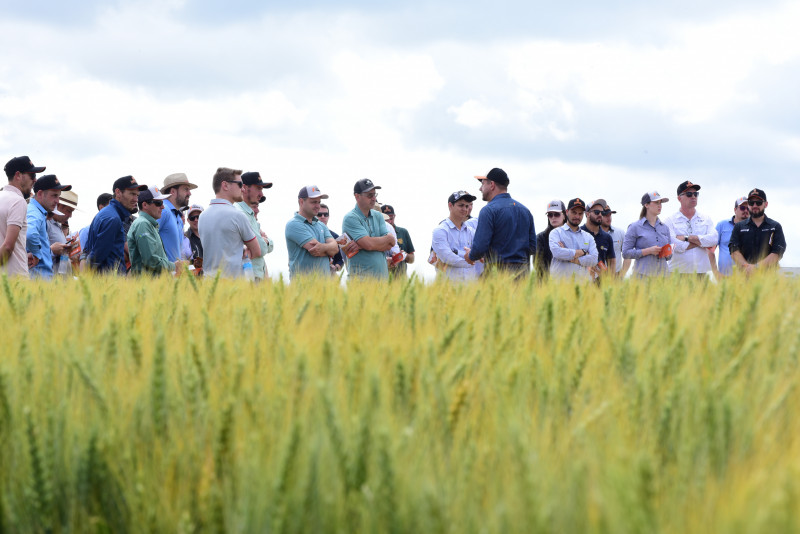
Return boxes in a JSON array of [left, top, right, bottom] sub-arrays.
[[139, 211, 159, 227], [237, 201, 254, 216], [2, 185, 23, 197], [110, 199, 132, 219], [30, 198, 47, 215], [163, 199, 178, 212], [210, 199, 232, 206], [489, 193, 511, 203], [293, 212, 318, 224]]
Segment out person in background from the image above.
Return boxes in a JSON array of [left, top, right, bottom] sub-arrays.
[[285, 186, 339, 278], [128, 186, 183, 276], [78, 193, 112, 269], [1, 156, 44, 277], [178, 207, 193, 261], [236, 172, 273, 281], [548, 198, 598, 280], [431, 190, 481, 282], [198, 167, 260, 279], [381, 204, 415, 277], [664, 180, 717, 277], [318, 203, 344, 272], [185, 204, 204, 273], [47, 190, 78, 275], [159, 173, 196, 262], [85, 176, 147, 274], [465, 168, 536, 279], [27, 175, 71, 279], [729, 188, 786, 274], [535, 200, 565, 279], [341, 179, 395, 279], [712, 196, 748, 277], [582, 199, 616, 275], [622, 191, 674, 277], [600, 202, 630, 277]]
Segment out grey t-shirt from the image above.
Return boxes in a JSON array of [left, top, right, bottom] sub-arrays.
[[198, 199, 257, 278]]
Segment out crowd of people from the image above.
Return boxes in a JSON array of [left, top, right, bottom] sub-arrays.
[[0, 155, 787, 282]]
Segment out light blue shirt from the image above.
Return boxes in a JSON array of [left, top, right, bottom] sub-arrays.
[[606, 226, 626, 273], [157, 199, 184, 262], [26, 199, 53, 279], [431, 218, 480, 282], [549, 224, 599, 280], [342, 205, 390, 279], [715, 218, 736, 276], [622, 217, 675, 277], [285, 212, 333, 278]]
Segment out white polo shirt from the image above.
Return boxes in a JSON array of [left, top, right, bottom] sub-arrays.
[[664, 210, 717, 273]]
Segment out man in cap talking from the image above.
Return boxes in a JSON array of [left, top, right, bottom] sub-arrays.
[[464, 168, 536, 279], [341, 178, 395, 279], [159, 173, 197, 262], [1, 156, 45, 277], [27, 175, 72, 279]]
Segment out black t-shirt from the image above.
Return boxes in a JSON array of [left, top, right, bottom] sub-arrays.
[[729, 216, 786, 264]]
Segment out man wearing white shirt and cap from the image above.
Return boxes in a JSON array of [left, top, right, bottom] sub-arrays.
[[663, 180, 718, 276], [159, 172, 197, 262], [548, 198, 598, 280], [432, 190, 481, 282]]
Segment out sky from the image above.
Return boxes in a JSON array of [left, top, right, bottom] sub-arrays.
[[2, 0, 798, 278]]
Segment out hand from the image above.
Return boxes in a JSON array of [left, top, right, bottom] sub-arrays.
[[175, 260, 188, 275], [260, 230, 269, 241], [50, 242, 68, 256], [463, 247, 476, 265], [28, 253, 38, 268], [644, 245, 661, 256], [573, 249, 585, 260], [344, 240, 360, 256], [743, 263, 756, 275], [306, 240, 328, 257], [242, 248, 251, 260], [558, 241, 566, 248], [687, 235, 702, 246]]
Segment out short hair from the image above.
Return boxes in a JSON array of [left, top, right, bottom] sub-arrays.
[[320, 203, 329, 210], [212, 167, 242, 193], [97, 193, 113, 210]]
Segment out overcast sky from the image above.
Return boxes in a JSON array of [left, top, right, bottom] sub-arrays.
[[2, 0, 798, 277]]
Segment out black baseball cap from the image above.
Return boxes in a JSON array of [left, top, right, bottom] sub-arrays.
[[242, 172, 273, 189], [567, 198, 586, 211], [381, 204, 395, 215], [747, 188, 767, 202], [113, 176, 147, 193], [677, 180, 701, 195], [354, 178, 381, 194], [33, 175, 72, 193], [4, 156, 46, 177], [475, 167, 510, 187], [448, 191, 477, 204]]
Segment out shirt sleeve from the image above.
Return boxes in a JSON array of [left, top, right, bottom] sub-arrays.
[[664, 215, 688, 253], [468, 208, 493, 261], [235, 212, 257, 243], [622, 224, 642, 260], [322, 225, 333, 242], [604, 234, 616, 259], [728, 222, 742, 255], [698, 217, 718, 248], [25, 212, 44, 258], [342, 213, 368, 242], [90, 217, 121, 266], [8, 199, 26, 227], [715, 221, 724, 246], [432, 226, 470, 268], [579, 233, 599, 267], [770, 222, 787, 257], [134, 229, 174, 272], [285, 220, 315, 247], [549, 228, 576, 261], [529, 213, 537, 258], [376, 215, 389, 237]]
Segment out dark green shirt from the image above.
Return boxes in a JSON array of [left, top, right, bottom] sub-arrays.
[[127, 212, 174, 275], [391, 226, 415, 277]]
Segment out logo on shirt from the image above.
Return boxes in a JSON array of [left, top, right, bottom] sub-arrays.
[[397, 238, 404, 244]]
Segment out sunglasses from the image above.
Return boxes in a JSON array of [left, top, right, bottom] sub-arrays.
[[737, 205, 749, 211], [547, 212, 562, 218], [188, 214, 199, 221], [748, 200, 763, 207], [148, 200, 163, 207], [588, 209, 604, 215], [225, 180, 243, 188], [318, 212, 329, 217], [682, 191, 700, 198]]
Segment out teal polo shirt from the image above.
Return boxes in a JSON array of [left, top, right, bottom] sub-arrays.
[[285, 212, 333, 278], [341, 205, 389, 279]]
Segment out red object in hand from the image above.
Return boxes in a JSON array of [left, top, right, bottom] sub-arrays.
[[658, 244, 673, 258]]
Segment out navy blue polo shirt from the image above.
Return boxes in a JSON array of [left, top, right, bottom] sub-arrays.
[[729, 215, 786, 264], [581, 224, 616, 265], [468, 193, 536, 264]]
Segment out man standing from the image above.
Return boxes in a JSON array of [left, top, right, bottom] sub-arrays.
[[27, 175, 72, 279], [465, 168, 536, 278], [285, 186, 339, 278], [78, 193, 112, 270], [664, 181, 718, 276], [341, 179, 395, 279], [185, 204, 204, 271], [600, 202, 630, 277], [729, 188, 786, 274], [159, 173, 197, 262], [128, 186, 182, 275], [713, 197, 749, 277], [1, 156, 45, 277], [198, 167, 261, 278], [85, 176, 147, 273], [236, 172, 274, 281], [431, 190, 481, 282], [549, 198, 599, 280], [318, 203, 344, 272], [380, 204, 415, 277], [581, 199, 616, 274], [47, 190, 79, 276]]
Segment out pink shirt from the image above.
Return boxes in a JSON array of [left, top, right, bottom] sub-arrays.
[[0, 184, 30, 278]]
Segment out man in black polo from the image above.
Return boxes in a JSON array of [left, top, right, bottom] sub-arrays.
[[729, 188, 786, 274], [581, 199, 616, 275]]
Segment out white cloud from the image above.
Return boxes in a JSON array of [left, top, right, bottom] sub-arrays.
[[447, 99, 501, 127]]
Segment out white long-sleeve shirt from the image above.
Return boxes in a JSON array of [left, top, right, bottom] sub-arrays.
[[549, 225, 599, 280], [663, 210, 717, 273], [432, 218, 480, 282]]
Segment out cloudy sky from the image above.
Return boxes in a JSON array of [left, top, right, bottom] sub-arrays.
[[2, 0, 798, 277]]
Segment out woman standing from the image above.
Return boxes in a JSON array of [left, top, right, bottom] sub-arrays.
[[622, 191, 675, 277], [535, 200, 566, 279]]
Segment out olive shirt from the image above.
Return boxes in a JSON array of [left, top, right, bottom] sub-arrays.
[[341, 205, 390, 279], [127, 211, 174, 275]]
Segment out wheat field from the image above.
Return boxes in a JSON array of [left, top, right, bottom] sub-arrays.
[[0, 272, 799, 533]]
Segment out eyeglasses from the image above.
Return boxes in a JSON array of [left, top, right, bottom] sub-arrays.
[[682, 191, 700, 198], [188, 214, 199, 221], [748, 200, 763, 207], [588, 209, 603, 215], [225, 180, 243, 188], [151, 200, 163, 207], [547, 212, 562, 218], [737, 205, 749, 211], [318, 212, 329, 217]]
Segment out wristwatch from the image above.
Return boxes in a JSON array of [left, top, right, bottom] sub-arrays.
[[683, 235, 689, 242]]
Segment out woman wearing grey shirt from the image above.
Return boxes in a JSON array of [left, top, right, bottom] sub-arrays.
[[622, 191, 675, 277]]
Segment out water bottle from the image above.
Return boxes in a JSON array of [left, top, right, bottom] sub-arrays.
[[242, 259, 255, 281]]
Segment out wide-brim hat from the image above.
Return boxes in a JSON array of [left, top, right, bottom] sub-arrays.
[[162, 173, 198, 192]]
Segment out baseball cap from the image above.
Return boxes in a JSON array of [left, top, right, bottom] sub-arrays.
[[139, 186, 170, 204], [162, 173, 198, 192], [588, 198, 612, 211], [59, 190, 79, 210], [448, 190, 477, 204], [33, 175, 72, 193], [381, 204, 396, 215], [747, 188, 767, 202], [242, 172, 273, 189], [734, 196, 749, 208], [113, 176, 147, 192], [546, 200, 566, 213], [187, 204, 204, 215], [298, 185, 329, 199], [641, 191, 669, 205], [474, 167, 510, 186], [567, 198, 586, 211], [4, 156, 45, 176], [354, 178, 381, 194], [677, 180, 701, 195]]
